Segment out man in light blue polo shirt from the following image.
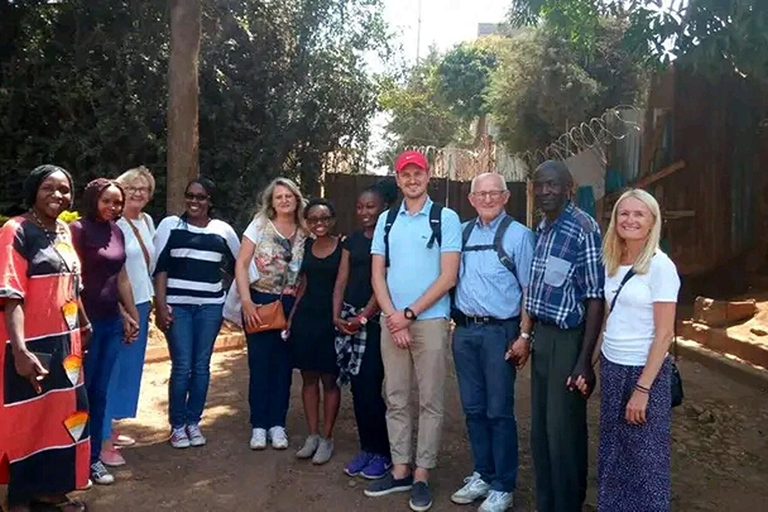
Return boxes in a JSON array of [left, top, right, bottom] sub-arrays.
[[449, 173, 534, 512], [364, 150, 461, 512]]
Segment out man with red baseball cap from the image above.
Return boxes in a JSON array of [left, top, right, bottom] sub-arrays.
[[394, 150, 429, 173], [364, 150, 462, 511]]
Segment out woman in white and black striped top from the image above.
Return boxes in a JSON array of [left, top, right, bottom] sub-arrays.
[[154, 178, 240, 449]]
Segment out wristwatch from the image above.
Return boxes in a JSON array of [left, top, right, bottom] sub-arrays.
[[520, 332, 531, 340], [404, 307, 418, 321], [358, 315, 368, 326]]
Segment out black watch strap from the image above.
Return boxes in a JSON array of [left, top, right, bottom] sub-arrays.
[[404, 307, 417, 320]]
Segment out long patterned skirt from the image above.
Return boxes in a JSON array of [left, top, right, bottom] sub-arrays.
[[598, 355, 672, 512]]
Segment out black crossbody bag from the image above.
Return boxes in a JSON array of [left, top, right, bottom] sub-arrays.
[[610, 269, 684, 408]]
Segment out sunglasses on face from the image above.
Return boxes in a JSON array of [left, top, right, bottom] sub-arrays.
[[274, 237, 293, 263], [185, 193, 209, 201]]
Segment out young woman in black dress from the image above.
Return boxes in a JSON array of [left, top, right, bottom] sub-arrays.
[[333, 181, 396, 480], [288, 198, 342, 465]]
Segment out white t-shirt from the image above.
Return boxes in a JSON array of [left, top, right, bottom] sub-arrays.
[[117, 213, 156, 305], [601, 251, 680, 366]]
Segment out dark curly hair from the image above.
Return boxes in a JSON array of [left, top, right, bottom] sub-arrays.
[[363, 178, 398, 207], [304, 197, 336, 219], [80, 178, 125, 220]]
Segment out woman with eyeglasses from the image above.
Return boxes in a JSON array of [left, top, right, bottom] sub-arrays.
[[235, 178, 307, 451], [96, 166, 156, 465], [154, 178, 240, 449], [287, 198, 342, 465]]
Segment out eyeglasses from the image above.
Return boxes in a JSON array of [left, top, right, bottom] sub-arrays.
[[127, 186, 151, 195], [471, 190, 506, 200], [185, 193, 209, 201], [306, 216, 333, 225]]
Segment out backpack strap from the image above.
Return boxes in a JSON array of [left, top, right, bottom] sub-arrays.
[[461, 219, 476, 250], [427, 203, 443, 249], [383, 201, 401, 268], [494, 214, 516, 274]]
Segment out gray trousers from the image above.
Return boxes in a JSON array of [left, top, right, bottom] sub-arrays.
[[531, 322, 588, 512]]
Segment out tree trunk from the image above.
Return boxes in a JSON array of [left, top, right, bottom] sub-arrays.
[[167, 0, 201, 214]]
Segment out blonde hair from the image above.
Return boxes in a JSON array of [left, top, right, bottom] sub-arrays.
[[603, 188, 662, 277], [116, 165, 156, 197], [255, 177, 305, 225]]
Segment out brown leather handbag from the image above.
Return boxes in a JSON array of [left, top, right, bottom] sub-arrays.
[[246, 300, 287, 333]]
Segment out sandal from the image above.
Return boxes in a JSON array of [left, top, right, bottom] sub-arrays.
[[30, 498, 88, 512]]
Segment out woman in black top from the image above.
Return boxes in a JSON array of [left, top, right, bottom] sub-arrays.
[[333, 182, 396, 480], [288, 198, 342, 465]]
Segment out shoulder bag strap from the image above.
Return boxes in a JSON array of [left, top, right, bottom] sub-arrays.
[[126, 218, 152, 277], [609, 268, 636, 314]]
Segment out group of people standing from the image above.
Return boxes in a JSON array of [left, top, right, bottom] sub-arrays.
[[0, 148, 680, 512]]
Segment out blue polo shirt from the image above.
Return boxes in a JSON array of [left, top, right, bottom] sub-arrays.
[[455, 213, 535, 319], [371, 197, 462, 319]]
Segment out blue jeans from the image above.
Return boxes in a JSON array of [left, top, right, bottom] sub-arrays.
[[85, 314, 125, 464], [104, 301, 151, 438], [246, 291, 295, 429], [452, 319, 520, 492], [167, 303, 224, 429]]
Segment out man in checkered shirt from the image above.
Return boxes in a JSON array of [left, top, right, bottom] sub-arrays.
[[525, 160, 605, 512]]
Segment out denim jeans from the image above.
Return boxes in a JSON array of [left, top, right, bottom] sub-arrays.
[[246, 290, 295, 429], [452, 319, 520, 492], [85, 314, 125, 464], [104, 300, 151, 438], [167, 303, 224, 429]]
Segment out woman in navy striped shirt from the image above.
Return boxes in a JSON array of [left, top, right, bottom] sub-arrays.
[[154, 178, 240, 449]]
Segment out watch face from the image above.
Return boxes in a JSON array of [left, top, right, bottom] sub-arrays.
[[359, 316, 368, 325]]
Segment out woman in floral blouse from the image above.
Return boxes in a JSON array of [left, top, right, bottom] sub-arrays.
[[235, 178, 307, 451]]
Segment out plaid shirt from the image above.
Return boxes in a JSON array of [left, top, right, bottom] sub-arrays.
[[526, 202, 604, 329], [335, 302, 371, 386]]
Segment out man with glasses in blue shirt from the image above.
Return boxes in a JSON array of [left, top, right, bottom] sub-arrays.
[[449, 173, 534, 512]]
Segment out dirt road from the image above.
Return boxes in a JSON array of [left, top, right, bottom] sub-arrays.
[[81, 349, 768, 511]]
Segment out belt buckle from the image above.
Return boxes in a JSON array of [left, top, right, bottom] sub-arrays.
[[471, 316, 488, 325]]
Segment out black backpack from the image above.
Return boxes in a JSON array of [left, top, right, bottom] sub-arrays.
[[383, 200, 443, 267], [460, 213, 518, 278]]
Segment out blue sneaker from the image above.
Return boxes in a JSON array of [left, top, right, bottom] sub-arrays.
[[344, 451, 372, 476], [361, 454, 392, 480], [364, 472, 414, 497]]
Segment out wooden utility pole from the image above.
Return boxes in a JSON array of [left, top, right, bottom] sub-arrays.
[[167, 0, 201, 214]]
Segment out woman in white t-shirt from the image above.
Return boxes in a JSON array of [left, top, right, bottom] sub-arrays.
[[99, 166, 156, 466], [597, 188, 680, 512]]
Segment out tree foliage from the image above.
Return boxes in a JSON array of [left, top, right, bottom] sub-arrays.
[[378, 42, 499, 163], [488, 18, 648, 153], [0, 0, 388, 228], [508, 0, 768, 79]]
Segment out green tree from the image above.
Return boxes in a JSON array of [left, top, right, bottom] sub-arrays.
[[508, 0, 768, 79], [0, 0, 389, 228], [487, 18, 647, 152]]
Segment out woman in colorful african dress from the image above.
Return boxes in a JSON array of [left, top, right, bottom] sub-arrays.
[[0, 165, 92, 512], [597, 188, 680, 512]]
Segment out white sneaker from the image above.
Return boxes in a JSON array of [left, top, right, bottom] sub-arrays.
[[170, 427, 191, 449], [450, 472, 491, 505], [479, 490, 514, 511], [90, 461, 115, 485], [186, 424, 206, 447], [250, 428, 267, 450], [269, 426, 288, 450]]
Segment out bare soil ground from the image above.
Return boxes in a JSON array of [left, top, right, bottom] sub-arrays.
[[77, 348, 768, 512]]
